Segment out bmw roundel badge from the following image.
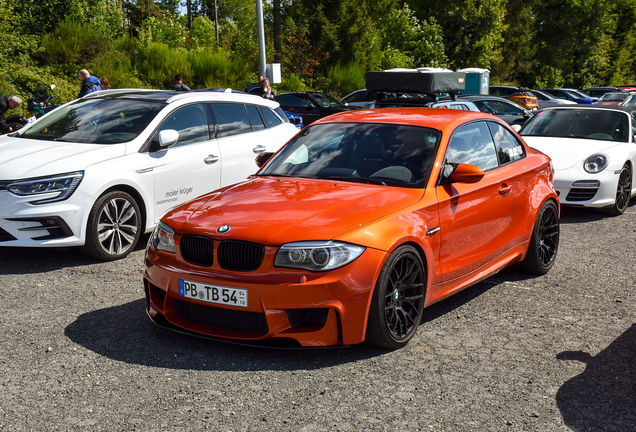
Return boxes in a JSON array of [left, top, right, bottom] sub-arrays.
[[217, 224, 231, 234]]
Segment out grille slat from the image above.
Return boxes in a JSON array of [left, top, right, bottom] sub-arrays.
[[566, 188, 598, 201], [174, 299, 268, 334], [218, 240, 264, 271], [180, 236, 214, 266]]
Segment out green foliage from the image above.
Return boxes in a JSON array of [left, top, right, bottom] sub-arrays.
[[40, 20, 108, 67], [190, 16, 217, 48], [138, 12, 188, 49], [324, 62, 366, 97]]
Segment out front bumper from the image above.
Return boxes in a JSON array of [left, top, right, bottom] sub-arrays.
[[143, 246, 388, 347], [553, 167, 621, 208], [0, 190, 90, 246]]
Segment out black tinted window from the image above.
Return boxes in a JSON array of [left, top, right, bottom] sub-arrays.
[[260, 107, 283, 128], [275, 95, 309, 107], [246, 104, 265, 131], [210, 103, 252, 138], [156, 104, 209, 147], [488, 122, 525, 164], [446, 121, 498, 171]]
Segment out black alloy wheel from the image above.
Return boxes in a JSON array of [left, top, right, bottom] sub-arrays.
[[518, 200, 560, 275], [608, 164, 632, 215], [365, 245, 426, 349]]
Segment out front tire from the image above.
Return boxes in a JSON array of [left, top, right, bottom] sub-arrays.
[[518, 200, 559, 275], [365, 245, 426, 349], [607, 164, 632, 216], [80, 191, 142, 261]]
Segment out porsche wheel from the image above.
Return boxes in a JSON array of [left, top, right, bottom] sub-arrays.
[[365, 245, 426, 349], [80, 191, 142, 261], [518, 200, 559, 275], [607, 164, 632, 216]]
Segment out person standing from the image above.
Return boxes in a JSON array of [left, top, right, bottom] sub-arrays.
[[100, 77, 111, 91], [172, 75, 190, 92], [0, 95, 23, 133], [260, 78, 275, 99], [77, 69, 101, 98]]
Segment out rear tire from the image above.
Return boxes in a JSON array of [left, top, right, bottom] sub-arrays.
[[518, 200, 559, 275], [606, 164, 632, 216], [365, 245, 426, 349], [80, 191, 142, 261]]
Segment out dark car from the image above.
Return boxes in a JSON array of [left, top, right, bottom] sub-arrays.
[[539, 89, 594, 104], [274, 92, 361, 125], [362, 97, 481, 112], [581, 86, 628, 99], [594, 92, 632, 106], [458, 95, 535, 126], [340, 89, 423, 107], [488, 86, 539, 111]]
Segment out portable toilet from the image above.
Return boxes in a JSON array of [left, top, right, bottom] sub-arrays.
[[457, 68, 490, 95]]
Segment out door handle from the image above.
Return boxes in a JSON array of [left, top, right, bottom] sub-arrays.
[[253, 145, 267, 154], [498, 183, 512, 196], [204, 154, 219, 164]]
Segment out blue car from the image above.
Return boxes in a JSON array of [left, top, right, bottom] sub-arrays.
[[284, 110, 304, 129], [539, 89, 594, 104]]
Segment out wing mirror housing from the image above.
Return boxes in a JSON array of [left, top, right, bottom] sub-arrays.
[[255, 152, 275, 168], [511, 124, 522, 132], [443, 163, 485, 184], [158, 129, 179, 148]]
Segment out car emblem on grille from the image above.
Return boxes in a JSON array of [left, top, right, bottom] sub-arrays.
[[217, 224, 231, 233]]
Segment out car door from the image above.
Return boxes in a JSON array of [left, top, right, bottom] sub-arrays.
[[435, 120, 513, 283], [209, 102, 273, 186], [149, 103, 221, 218]]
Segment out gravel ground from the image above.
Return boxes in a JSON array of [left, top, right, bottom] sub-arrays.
[[0, 204, 634, 431]]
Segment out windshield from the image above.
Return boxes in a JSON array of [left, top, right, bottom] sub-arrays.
[[621, 94, 636, 108], [20, 98, 165, 144], [258, 122, 441, 187], [598, 93, 628, 102], [311, 94, 345, 107], [520, 109, 629, 142]]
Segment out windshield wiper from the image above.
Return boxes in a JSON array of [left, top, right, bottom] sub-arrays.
[[316, 175, 387, 185]]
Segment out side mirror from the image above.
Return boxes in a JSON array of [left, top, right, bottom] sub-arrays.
[[307, 102, 316, 109], [445, 163, 485, 184], [255, 152, 274, 168], [511, 124, 522, 132], [158, 129, 179, 148]]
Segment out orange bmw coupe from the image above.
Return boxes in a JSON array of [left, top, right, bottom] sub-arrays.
[[144, 108, 560, 349]]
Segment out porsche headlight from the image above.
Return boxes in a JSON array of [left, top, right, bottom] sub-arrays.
[[584, 154, 609, 173], [6, 171, 83, 204], [152, 221, 175, 254], [275, 241, 365, 271]]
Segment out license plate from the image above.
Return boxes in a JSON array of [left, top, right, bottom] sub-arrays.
[[179, 279, 248, 308]]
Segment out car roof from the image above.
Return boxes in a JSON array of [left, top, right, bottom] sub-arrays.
[[312, 107, 497, 130], [539, 105, 634, 113], [83, 88, 279, 108]]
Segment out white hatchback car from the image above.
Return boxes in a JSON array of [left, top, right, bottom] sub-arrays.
[[0, 89, 298, 260], [520, 106, 636, 215]]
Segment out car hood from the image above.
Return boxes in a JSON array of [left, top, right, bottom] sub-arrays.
[[522, 136, 621, 169], [0, 136, 125, 179], [166, 176, 424, 246]]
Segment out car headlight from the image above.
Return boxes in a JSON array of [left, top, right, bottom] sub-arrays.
[[152, 221, 175, 254], [6, 171, 84, 204], [274, 241, 365, 271], [584, 154, 609, 173]]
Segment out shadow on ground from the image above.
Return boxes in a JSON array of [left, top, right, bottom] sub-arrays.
[[64, 273, 515, 371], [556, 323, 636, 431], [558, 199, 635, 224], [0, 234, 151, 275]]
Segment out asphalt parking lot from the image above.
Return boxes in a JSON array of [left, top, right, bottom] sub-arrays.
[[0, 203, 634, 431]]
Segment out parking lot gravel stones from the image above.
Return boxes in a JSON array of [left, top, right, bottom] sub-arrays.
[[0, 205, 634, 431]]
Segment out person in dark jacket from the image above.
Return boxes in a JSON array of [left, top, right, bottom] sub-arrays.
[[0, 95, 23, 133], [172, 75, 190, 92], [77, 69, 101, 98]]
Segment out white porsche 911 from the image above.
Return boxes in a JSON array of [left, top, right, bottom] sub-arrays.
[[518, 106, 635, 215]]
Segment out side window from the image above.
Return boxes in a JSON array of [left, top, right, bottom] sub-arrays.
[[488, 122, 526, 164], [631, 112, 636, 140], [277, 95, 309, 107], [156, 104, 209, 147], [210, 103, 252, 138], [246, 104, 265, 131], [446, 121, 498, 171], [259, 107, 283, 128]]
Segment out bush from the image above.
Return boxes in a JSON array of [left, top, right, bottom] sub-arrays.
[[40, 20, 107, 67], [324, 63, 366, 97]]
